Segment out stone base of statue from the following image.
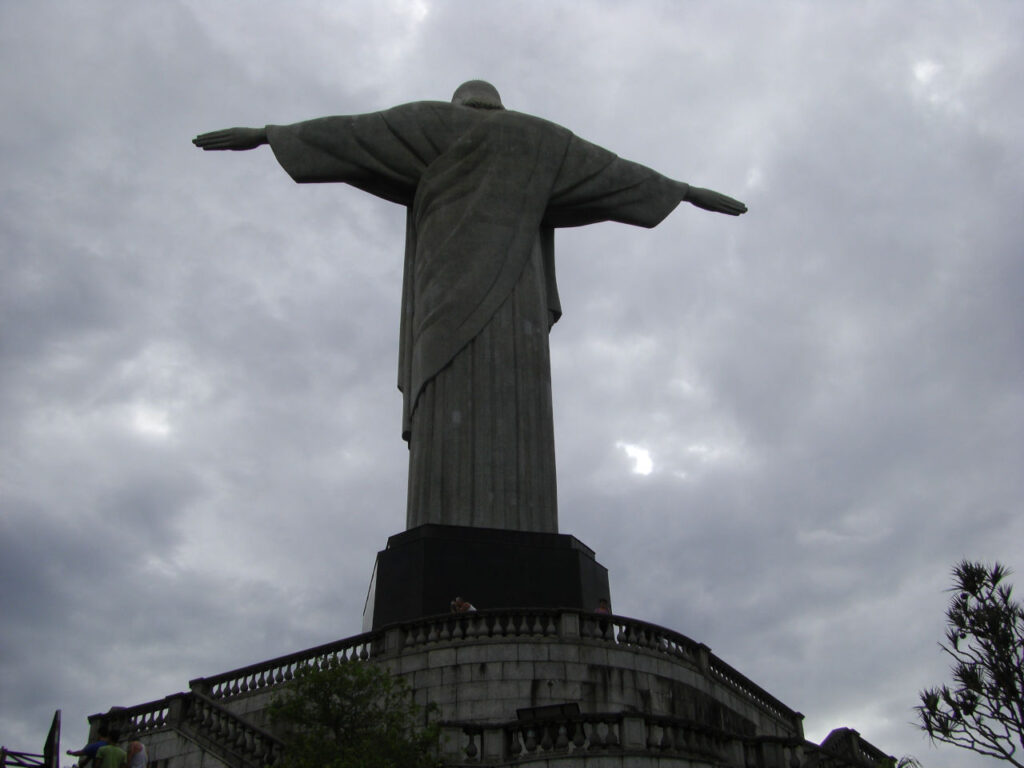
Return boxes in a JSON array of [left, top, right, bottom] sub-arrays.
[[362, 524, 611, 631]]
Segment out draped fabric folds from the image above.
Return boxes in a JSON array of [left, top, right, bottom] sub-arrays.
[[266, 101, 687, 533]]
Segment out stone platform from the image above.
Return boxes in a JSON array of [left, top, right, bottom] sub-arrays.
[[91, 609, 893, 768], [363, 524, 611, 630]]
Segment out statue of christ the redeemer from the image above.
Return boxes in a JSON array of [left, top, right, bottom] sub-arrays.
[[194, 80, 746, 536]]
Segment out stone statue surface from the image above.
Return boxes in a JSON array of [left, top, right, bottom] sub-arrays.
[[194, 80, 746, 535]]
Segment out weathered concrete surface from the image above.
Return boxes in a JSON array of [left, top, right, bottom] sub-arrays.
[[193, 83, 747, 535]]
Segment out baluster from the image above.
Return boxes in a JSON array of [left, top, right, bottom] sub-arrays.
[[616, 623, 628, 643], [211, 709, 223, 738], [676, 726, 689, 750], [545, 613, 558, 634], [605, 720, 619, 747], [660, 723, 674, 750], [358, 644, 369, 660], [588, 721, 604, 748], [453, 618, 465, 640], [540, 724, 554, 751], [571, 720, 586, 748], [533, 613, 544, 634], [426, 622, 439, 643], [463, 730, 478, 759], [554, 724, 569, 750], [507, 727, 523, 756], [524, 727, 538, 752], [647, 722, 660, 750], [495, 613, 510, 636]]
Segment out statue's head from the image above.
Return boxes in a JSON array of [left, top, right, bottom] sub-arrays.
[[452, 80, 504, 110]]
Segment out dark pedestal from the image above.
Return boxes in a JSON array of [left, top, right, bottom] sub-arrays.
[[362, 524, 610, 631]]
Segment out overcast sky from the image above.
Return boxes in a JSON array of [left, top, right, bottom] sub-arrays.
[[2, 2, 1022, 766]]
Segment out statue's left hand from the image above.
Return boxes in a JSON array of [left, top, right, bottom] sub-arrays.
[[192, 127, 268, 151], [685, 187, 748, 216]]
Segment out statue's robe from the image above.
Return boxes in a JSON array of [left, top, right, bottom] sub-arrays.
[[266, 102, 688, 533]]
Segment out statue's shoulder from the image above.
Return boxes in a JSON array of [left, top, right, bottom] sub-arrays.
[[501, 109, 574, 140]]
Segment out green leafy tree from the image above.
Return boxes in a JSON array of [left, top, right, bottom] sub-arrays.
[[917, 561, 1024, 766], [268, 660, 439, 768]]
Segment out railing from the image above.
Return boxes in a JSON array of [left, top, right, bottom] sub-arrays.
[[707, 653, 802, 727], [93, 697, 175, 737], [0, 749, 45, 768], [90, 692, 281, 768], [400, 609, 561, 649], [441, 712, 735, 764], [504, 713, 624, 759], [191, 631, 381, 700], [185, 608, 800, 730], [579, 612, 705, 665], [816, 728, 894, 767], [182, 692, 283, 768]]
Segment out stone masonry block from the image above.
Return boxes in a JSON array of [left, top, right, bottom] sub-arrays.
[[549, 680, 583, 700], [412, 667, 442, 690], [427, 648, 457, 667], [579, 645, 610, 666], [456, 680, 490, 701], [535, 660, 567, 680], [562, 661, 588, 681], [440, 664, 471, 686], [486, 678, 523, 700], [398, 651, 428, 673], [456, 643, 514, 664], [548, 642, 581, 662], [501, 660, 534, 680], [470, 661, 493, 681], [515, 643, 551, 662]]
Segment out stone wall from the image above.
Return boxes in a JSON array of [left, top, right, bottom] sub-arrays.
[[91, 609, 892, 767]]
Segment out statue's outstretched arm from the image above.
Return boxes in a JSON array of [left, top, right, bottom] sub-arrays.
[[193, 127, 268, 151], [684, 186, 748, 216]]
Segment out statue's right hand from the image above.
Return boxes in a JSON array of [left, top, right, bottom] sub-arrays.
[[685, 186, 748, 216], [192, 127, 267, 151]]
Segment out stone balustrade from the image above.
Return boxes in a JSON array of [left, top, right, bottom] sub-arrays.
[[400, 609, 562, 649], [98, 696, 175, 737], [94, 692, 282, 768], [182, 692, 283, 767], [184, 608, 800, 733], [90, 608, 811, 767], [707, 653, 798, 724], [440, 712, 744, 765], [190, 631, 380, 700]]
